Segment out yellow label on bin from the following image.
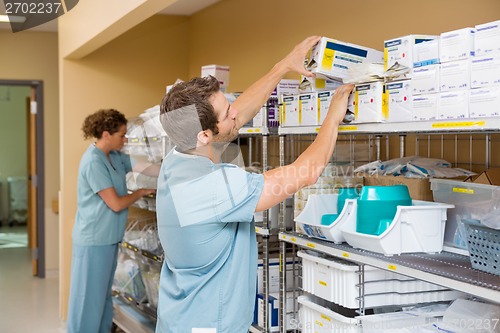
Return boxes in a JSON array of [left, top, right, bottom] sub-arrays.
[[342, 252, 350, 258], [291, 237, 296, 242], [320, 314, 331, 322], [453, 187, 474, 194], [319, 280, 327, 286], [306, 242, 316, 248], [388, 264, 397, 271]]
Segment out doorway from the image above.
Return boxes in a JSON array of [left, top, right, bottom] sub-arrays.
[[0, 80, 45, 278]]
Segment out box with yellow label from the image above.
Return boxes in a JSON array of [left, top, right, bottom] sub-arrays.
[[317, 90, 336, 125], [386, 80, 413, 122], [280, 95, 299, 127], [351, 82, 387, 123], [299, 75, 342, 93], [308, 37, 383, 81]]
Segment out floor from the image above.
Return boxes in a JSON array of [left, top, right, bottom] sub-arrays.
[[0, 225, 66, 333]]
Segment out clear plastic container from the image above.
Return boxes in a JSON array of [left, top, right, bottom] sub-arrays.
[[430, 178, 499, 250]]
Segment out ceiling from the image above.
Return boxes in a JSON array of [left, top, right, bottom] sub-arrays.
[[0, 0, 220, 32]]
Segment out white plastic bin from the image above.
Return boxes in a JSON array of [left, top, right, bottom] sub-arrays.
[[298, 251, 462, 309], [430, 178, 499, 250], [341, 200, 454, 256], [298, 296, 360, 333], [295, 194, 357, 243]]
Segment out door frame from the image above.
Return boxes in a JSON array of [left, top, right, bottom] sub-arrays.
[[0, 79, 45, 278]]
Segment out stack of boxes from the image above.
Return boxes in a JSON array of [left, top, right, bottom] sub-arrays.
[[281, 36, 384, 127], [469, 20, 500, 118], [277, 20, 500, 127], [384, 35, 438, 121]]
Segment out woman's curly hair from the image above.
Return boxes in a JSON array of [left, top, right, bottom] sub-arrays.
[[81, 109, 127, 140]]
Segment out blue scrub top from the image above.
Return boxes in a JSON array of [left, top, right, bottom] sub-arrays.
[[73, 144, 132, 246], [156, 149, 264, 333]]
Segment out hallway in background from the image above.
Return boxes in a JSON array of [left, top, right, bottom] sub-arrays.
[[0, 227, 64, 333]]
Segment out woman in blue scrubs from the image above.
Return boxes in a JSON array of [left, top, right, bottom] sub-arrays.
[[67, 109, 156, 333]]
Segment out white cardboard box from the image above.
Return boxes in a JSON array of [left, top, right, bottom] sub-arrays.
[[439, 27, 475, 62], [412, 93, 438, 120], [352, 81, 387, 123], [474, 20, 500, 56], [471, 54, 500, 88], [252, 106, 266, 127], [317, 90, 335, 125], [299, 75, 342, 93], [385, 80, 413, 122], [201, 64, 230, 89], [309, 37, 383, 81], [437, 90, 469, 119], [439, 60, 471, 92], [274, 79, 300, 97], [413, 39, 440, 67], [299, 92, 318, 126], [469, 86, 500, 118], [280, 95, 299, 127], [384, 35, 437, 70], [411, 64, 440, 95]]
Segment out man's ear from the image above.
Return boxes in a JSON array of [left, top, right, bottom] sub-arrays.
[[101, 131, 111, 140], [197, 130, 211, 145]]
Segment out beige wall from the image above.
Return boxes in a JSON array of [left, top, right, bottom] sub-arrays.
[[0, 31, 60, 271], [58, 14, 189, 318], [58, 0, 500, 320], [188, 0, 500, 92]]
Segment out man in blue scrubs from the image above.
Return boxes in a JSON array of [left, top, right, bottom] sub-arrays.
[[156, 36, 354, 333]]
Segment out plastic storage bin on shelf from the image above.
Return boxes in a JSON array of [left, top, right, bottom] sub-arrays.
[[463, 221, 500, 276], [341, 200, 454, 256], [295, 193, 358, 243], [430, 178, 499, 250], [298, 296, 359, 333], [298, 251, 463, 309]]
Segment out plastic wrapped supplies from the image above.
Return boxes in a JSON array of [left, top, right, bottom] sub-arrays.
[[354, 156, 476, 178]]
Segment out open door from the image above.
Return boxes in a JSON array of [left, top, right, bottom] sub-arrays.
[[27, 90, 38, 276]]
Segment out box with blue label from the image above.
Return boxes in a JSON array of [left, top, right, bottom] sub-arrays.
[[299, 92, 318, 126], [308, 37, 383, 81], [384, 35, 437, 71], [386, 80, 413, 122], [439, 60, 471, 92], [474, 20, 500, 56], [413, 39, 440, 67], [280, 95, 299, 127], [317, 90, 335, 125], [439, 28, 475, 63], [471, 54, 500, 88], [255, 292, 295, 332]]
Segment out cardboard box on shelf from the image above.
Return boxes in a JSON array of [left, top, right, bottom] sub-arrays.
[[465, 168, 500, 185], [201, 64, 230, 89]]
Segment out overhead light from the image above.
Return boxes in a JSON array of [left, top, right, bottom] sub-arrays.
[[0, 14, 26, 23]]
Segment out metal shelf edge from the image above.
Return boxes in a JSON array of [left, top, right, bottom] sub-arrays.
[[278, 118, 500, 135], [279, 232, 500, 305]]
